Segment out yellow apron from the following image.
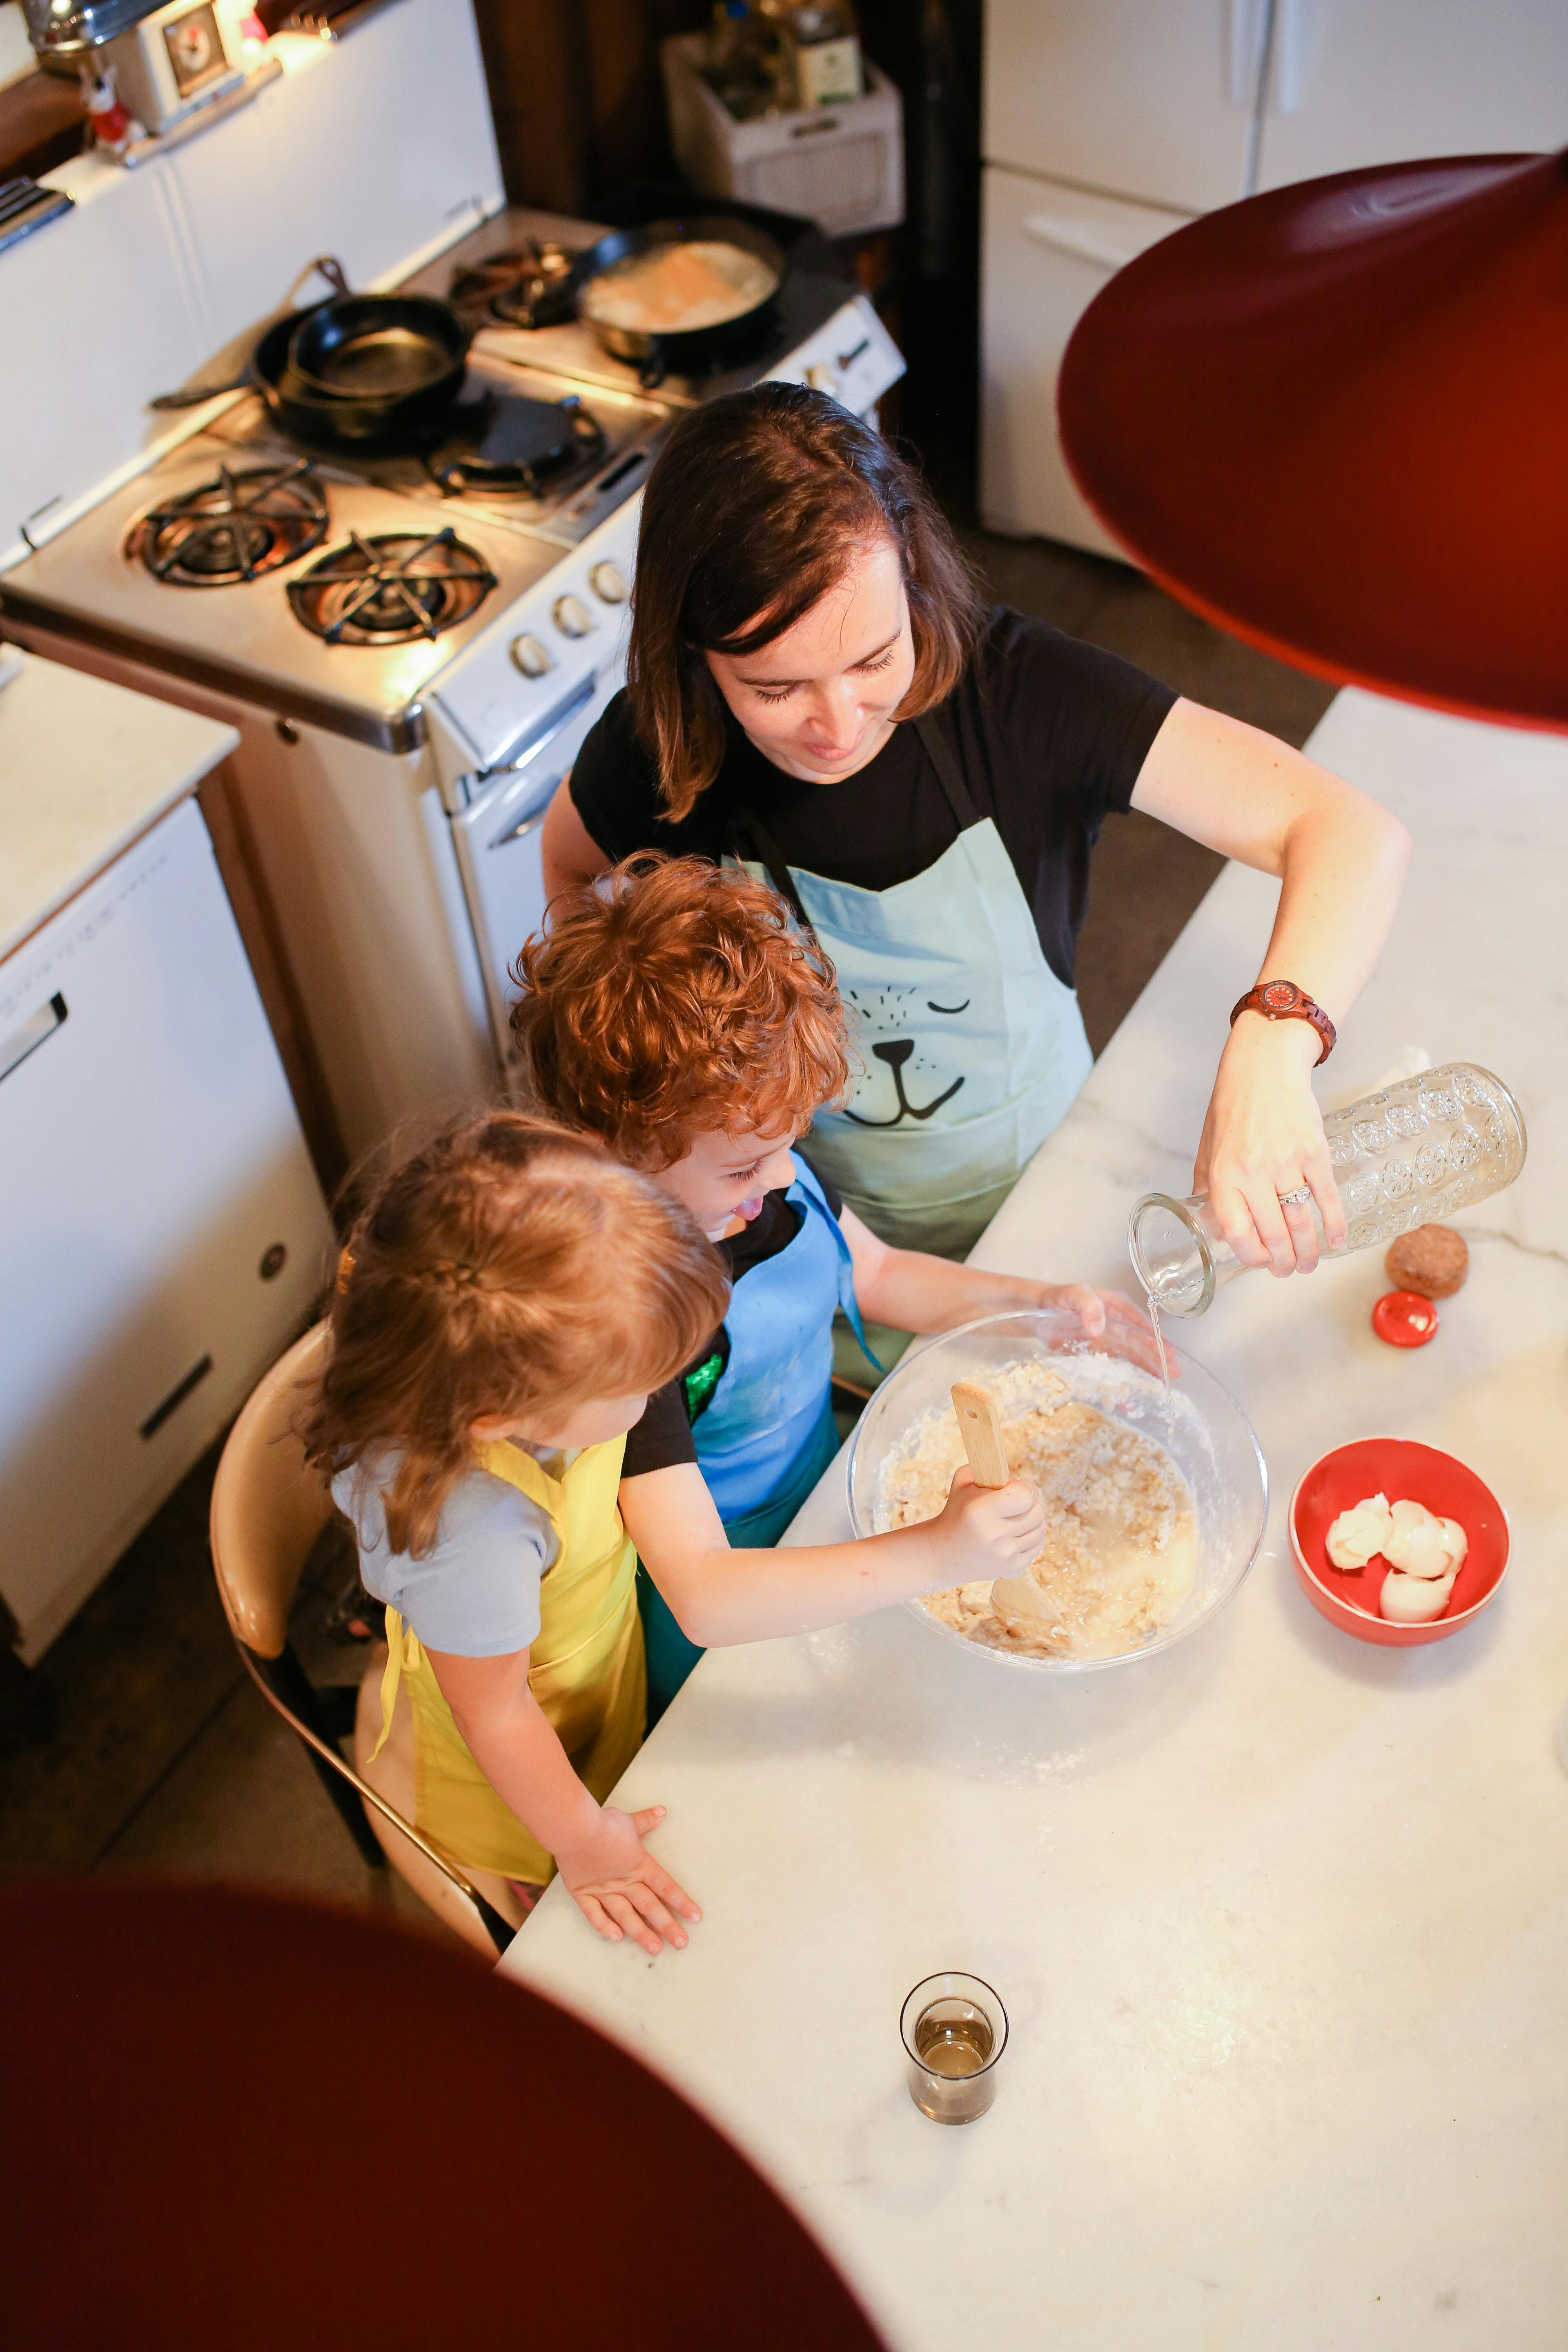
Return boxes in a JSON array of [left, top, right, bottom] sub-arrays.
[[372, 1433, 646, 1886]]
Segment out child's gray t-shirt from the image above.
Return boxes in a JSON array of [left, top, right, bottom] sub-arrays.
[[332, 1445, 561, 1658]]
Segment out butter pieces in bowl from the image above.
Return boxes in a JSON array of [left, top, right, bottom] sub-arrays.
[[1290, 1436, 1510, 1647]]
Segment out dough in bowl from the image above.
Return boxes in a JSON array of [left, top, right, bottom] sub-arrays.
[[875, 1360, 1198, 1661]]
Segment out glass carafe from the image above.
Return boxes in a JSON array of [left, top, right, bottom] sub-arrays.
[[1129, 1063, 1527, 1316]]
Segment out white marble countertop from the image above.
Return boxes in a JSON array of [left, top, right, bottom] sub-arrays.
[[0, 650, 238, 962], [501, 690, 1568, 2351]]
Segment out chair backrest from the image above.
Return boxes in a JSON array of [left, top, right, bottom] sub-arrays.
[[210, 1323, 335, 1660], [210, 1324, 519, 1957]]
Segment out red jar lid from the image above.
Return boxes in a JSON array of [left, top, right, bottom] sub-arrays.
[[1372, 1290, 1441, 1348]]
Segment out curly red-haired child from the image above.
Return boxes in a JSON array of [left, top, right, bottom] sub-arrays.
[[511, 855, 1154, 1716]]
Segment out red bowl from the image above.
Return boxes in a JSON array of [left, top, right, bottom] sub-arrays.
[[1290, 1437, 1509, 1647]]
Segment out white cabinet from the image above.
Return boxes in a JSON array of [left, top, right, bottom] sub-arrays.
[[0, 797, 328, 1660], [1254, 0, 1568, 190], [161, 0, 504, 350], [983, 0, 1268, 210], [980, 167, 1190, 554]]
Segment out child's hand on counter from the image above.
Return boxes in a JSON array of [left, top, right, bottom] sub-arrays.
[[924, 1465, 1046, 1587], [554, 1804, 702, 1959]]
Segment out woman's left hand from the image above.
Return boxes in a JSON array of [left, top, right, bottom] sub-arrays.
[[1192, 1016, 1346, 1277]]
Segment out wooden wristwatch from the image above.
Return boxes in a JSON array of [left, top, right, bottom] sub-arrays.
[[1229, 979, 1337, 1064]]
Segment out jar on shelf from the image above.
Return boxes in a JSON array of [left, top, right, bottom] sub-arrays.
[[1128, 1063, 1527, 1317]]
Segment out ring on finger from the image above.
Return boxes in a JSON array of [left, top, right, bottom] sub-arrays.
[[1276, 1185, 1313, 1208]]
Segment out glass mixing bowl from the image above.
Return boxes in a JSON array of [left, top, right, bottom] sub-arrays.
[[845, 1309, 1269, 1674]]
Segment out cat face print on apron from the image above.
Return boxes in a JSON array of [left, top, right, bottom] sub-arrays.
[[735, 714, 1094, 1258]]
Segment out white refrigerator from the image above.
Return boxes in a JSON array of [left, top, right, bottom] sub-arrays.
[[981, 0, 1568, 555]]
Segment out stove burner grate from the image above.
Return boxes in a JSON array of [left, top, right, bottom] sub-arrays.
[[285, 528, 498, 645], [132, 462, 329, 586], [448, 241, 579, 332], [429, 390, 606, 497]]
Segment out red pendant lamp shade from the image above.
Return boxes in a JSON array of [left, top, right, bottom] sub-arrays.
[[1059, 149, 1568, 731], [0, 1881, 889, 2352]]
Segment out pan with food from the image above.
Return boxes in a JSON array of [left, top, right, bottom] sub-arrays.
[[569, 216, 786, 388]]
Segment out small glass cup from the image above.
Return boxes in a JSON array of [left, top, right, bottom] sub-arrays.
[[900, 1972, 1009, 2125]]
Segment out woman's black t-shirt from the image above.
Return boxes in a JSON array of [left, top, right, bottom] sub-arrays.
[[569, 606, 1177, 989]]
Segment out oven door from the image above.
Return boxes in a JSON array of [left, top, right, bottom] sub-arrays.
[[447, 669, 612, 1069]]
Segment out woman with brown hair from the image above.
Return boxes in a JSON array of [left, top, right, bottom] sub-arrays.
[[541, 383, 1410, 1267]]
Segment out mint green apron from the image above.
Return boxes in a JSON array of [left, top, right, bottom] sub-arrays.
[[737, 714, 1094, 1258]]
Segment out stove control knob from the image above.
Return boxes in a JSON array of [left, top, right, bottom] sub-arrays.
[[509, 633, 555, 679], [553, 594, 596, 639], [805, 361, 837, 394], [589, 561, 628, 605]]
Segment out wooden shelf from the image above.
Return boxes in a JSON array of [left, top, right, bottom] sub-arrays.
[[0, 67, 85, 183]]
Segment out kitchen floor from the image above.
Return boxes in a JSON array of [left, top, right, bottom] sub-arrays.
[[0, 525, 1333, 1935]]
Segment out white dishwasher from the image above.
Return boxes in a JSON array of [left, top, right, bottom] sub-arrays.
[[0, 796, 329, 1661]]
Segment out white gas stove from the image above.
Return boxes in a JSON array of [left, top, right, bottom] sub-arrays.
[[1, 189, 903, 1170]]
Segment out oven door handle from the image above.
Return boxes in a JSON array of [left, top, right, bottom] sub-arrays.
[[489, 802, 550, 853], [479, 672, 599, 786]]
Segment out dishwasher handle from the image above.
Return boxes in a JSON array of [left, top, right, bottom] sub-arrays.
[[0, 990, 67, 1085]]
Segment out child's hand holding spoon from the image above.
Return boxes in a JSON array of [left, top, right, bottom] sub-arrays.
[[950, 1380, 1060, 1638]]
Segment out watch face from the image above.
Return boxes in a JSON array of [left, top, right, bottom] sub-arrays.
[[1260, 981, 1303, 1011]]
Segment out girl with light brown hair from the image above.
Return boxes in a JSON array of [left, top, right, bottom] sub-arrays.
[[306, 1107, 1047, 1954]]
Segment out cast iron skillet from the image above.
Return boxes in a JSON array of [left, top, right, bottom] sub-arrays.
[[287, 291, 471, 403], [569, 216, 787, 388], [149, 259, 471, 449]]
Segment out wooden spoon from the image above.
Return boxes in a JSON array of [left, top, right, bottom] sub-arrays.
[[950, 1381, 1057, 1635]]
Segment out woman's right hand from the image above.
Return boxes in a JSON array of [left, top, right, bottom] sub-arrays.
[[554, 1804, 702, 1958], [927, 1464, 1046, 1585]]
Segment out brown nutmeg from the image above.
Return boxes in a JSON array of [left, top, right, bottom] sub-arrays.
[[1385, 1223, 1469, 1300]]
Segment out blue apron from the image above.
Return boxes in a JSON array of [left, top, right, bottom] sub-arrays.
[[638, 1156, 870, 1722], [736, 714, 1095, 1258]]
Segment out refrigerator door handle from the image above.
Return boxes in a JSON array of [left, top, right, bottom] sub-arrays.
[[1022, 214, 1148, 274], [1270, 0, 1310, 115], [0, 991, 67, 1087], [1228, 0, 1274, 109]]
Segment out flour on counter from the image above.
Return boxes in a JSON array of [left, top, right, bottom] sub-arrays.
[[874, 1359, 1198, 1661]]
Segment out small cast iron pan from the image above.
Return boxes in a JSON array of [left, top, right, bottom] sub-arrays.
[[286, 292, 471, 403], [569, 216, 786, 388]]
